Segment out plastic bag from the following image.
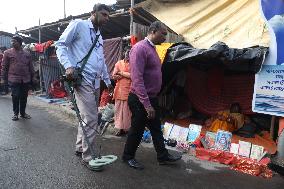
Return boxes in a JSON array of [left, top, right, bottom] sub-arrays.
[[101, 103, 114, 122]]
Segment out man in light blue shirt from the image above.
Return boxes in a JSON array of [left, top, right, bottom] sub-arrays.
[[56, 3, 113, 171]]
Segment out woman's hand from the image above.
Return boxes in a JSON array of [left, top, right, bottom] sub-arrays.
[[113, 74, 122, 80], [117, 71, 124, 76], [117, 71, 131, 79]]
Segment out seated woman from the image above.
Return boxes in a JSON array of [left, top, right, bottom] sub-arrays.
[[205, 103, 250, 133]]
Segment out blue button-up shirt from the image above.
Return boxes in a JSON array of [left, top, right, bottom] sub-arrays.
[[55, 18, 111, 89]]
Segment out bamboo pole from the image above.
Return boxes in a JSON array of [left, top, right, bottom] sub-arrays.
[[130, 0, 134, 36], [270, 116, 276, 139]]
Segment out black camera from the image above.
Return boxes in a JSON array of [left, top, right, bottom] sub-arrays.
[[60, 68, 83, 87]]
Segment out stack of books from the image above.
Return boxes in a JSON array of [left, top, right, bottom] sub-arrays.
[[168, 124, 189, 142], [214, 130, 232, 151], [229, 140, 265, 161], [163, 122, 174, 140], [238, 141, 252, 157], [187, 124, 202, 143], [204, 132, 216, 149], [250, 144, 264, 160]]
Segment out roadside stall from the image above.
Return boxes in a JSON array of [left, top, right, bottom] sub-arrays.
[[138, 0, 283, 178]]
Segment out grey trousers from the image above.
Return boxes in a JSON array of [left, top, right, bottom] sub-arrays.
[[74, 81, 100, 162]]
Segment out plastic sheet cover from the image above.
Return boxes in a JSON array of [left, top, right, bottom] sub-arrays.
[[161, 42, 268, 85]]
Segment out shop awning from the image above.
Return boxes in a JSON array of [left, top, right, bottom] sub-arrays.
[[139, 0, 270, 49]]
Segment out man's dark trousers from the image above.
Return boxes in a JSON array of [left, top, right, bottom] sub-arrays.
[[0, 83, 9, 94], [10, 82, 29, 116], [123, 93, 168, 161]]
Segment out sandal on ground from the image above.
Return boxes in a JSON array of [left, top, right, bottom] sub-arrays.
[[12, 115, 19, 121], [20, 113, 31, 119]]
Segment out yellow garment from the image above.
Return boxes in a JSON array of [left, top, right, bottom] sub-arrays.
[[155, 43, 173, 63], [209, 110, 244, 132]]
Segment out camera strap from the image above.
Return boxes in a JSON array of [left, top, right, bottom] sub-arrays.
[[77, 3, 100, 75], [77, 33, 100, 74]]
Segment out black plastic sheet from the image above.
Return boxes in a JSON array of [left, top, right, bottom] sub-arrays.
[[162, 42, 269, 85]]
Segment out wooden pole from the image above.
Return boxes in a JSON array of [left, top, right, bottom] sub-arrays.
[[38, 19, 43, 92], [38, 19, 41, 43], [270, 115, 276, 139], [130, 0, 134, 36], [64, 0, 66, 19], [39, 57, 43, 93]]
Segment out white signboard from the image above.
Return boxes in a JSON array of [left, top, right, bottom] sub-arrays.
[[252, 0, 284, 116]]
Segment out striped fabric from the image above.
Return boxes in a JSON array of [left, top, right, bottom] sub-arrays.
[[186, 65, 255, 116]]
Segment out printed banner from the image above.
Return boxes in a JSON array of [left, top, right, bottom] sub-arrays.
[[252, 0, 284, 116]]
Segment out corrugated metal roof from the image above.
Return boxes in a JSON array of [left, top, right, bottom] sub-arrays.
[[0, 31, 13, 37], [115, 0, 145, 9], [0, 31, 38, 45], [17, 7, 179, 43], [0, 31, 13, 48]]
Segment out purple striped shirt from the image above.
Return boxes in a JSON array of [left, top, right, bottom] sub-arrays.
[[129, 39, 162, 108]]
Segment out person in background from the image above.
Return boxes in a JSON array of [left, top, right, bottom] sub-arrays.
[[122, 21, 182, 170], [206, 102, 250, 133], [99, 80, 114, 107], [0, 35, 34, 121], [112, 48, 131, 136], [0, 49, 3, 94], [55, 3, 113, 171], [0, 49, 3, 66], [0, 47, 9, 95]]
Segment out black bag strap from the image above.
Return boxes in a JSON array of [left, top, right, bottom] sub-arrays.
[[77, 33, 100, 73]]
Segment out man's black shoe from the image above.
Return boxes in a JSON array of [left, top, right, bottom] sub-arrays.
[[12, 114, 19, 121], [124, 159, 144, 170], [20, 113, 31, 119], [158, 154, 182, 165], [75, 151, 82, 157]]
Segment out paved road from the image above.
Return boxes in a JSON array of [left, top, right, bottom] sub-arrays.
[[0, 95, 283, 189]]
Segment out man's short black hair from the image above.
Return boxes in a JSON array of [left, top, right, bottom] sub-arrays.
[[148, 21, 166, 34], [92, 3, 112, 13], [12, 35, 23, 45]]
